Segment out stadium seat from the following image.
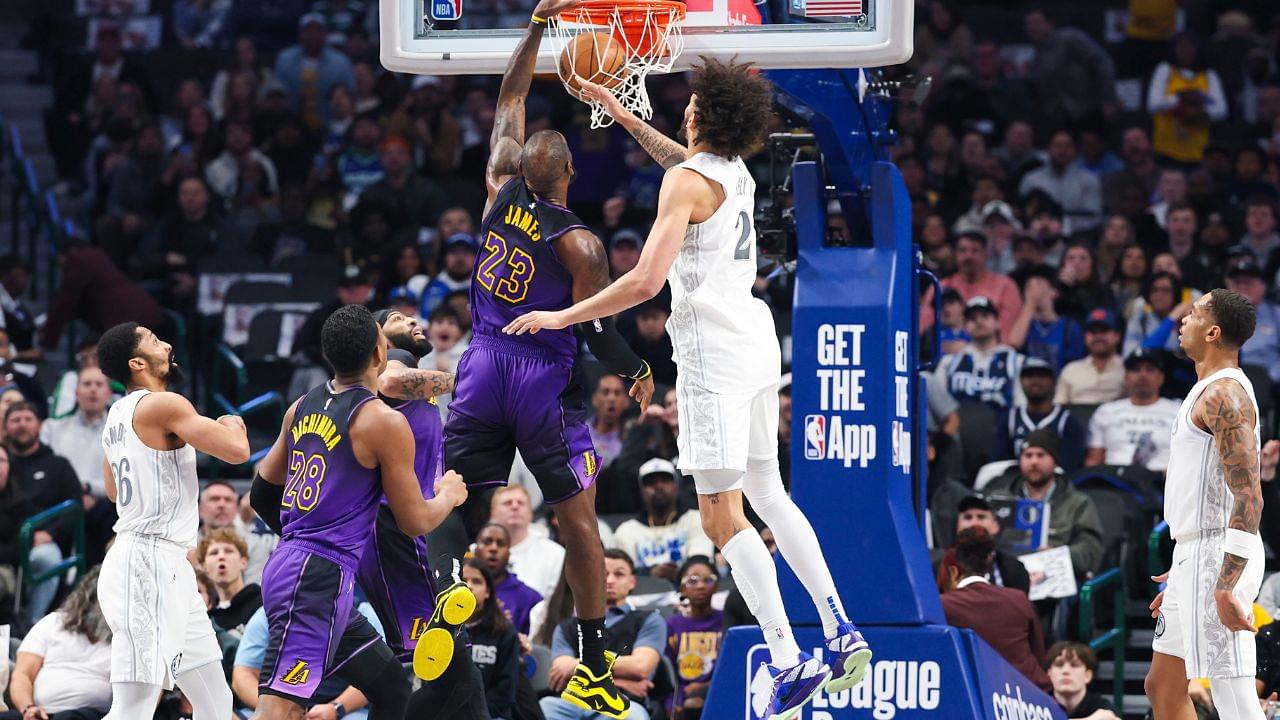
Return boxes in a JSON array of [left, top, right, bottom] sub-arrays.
[[1065, 404, 1100, 431], [956, 401, 999, 484], [529, 644, 552, 692], [1071, 465, 1162, 595]]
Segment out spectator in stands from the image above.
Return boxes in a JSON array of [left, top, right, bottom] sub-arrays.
[[1148, 169, 1187, 231], [1224, 257, 1280, 383], [232, 605, 373, 720], [40, 367, 110, 498], [195, 480, 272, 586], [627, 297, 677, 386], [952, 177, 1005, 237], [103, 120, 167, 236], [40, 243, 164, 355], [421, 233, 477, 314], [6, 566, 112, 720], [234, 493, 277, 586], [542, 549, 665, 720], [949, 496, 1031, 595], [994, 358, 1086, 474], [1124, 272, 1191, 355], [935, 289, 969, 356], [49, 341, 103, 421], [1019, 131, 1104, 234], [614, 459, 714, 581], [1007, 274, 1084, 371], [1103, 128, 1159, 212], [205, 119, 280, 203], [422, 304, 467, 375], [1057, 243, 1117, 324], [173, 0, 233, 48], [607, 387, 679, 514], [939, 527, 1052, 693], [211, 37, 279, 121], [1110, 245, 1148, 316], [1095, 217, 1135, 285], [1240, 197, 1280, 274], [1222, 146, 1279, 211], [1024, 8, 1118, 125], [0, 255, 41, 361], [1086, 349, 1180, 472], [387, 75, 464, 180], [604, 228, 644, 280], [590, 375, 628, 470], [986, 429, 1105, 577], [1043, 642, 1120, 719], [153, 176, 227, 302], [359, 136, 447, 237], [935, 296, 1026, 411], [993, 121, 1043, 190], [665, 555, 723, 720], [336, 112, 385, 212], [491, 486, 565, 600], [930, 232, 1023, 340], [7, 399, 80, 528], [0, 445, 34, 615], [474, 522, 543, 635], [198, 480, 239, 533], [1056, 309, 1126, 406], [274, 13, 355, 131], [197, 527, 262, 636], [453, 558, 520, 720], [1148, 32, 1228, 165], [249, 183, 335, 264]]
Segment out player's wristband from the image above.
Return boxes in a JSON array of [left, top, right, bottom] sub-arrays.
[[631, 360, 653, 382], [531, 13, 548, 24], [1224, 528, 1258, 559]]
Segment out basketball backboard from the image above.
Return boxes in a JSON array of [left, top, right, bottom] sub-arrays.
[[378, 0, 912, 75]]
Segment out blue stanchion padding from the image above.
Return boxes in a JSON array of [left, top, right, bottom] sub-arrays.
[[705, 626, 1065, 720]]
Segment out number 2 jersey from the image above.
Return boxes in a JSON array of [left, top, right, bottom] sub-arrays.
[[102, 389, 200, 548], [667, 153, 780, 394], [281, 382, 382, 569], [471, 177, 588, 367]]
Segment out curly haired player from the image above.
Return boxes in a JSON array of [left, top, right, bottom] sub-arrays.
[[506, 59, 872, 720]]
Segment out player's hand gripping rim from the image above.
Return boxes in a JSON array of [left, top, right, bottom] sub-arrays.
[[504, 310, 571, 336], [533, 0, 584, 21]]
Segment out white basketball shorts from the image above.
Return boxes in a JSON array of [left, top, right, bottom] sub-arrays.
[[677, 381, 778, 493], [98, 533, 222, 687], [1152, 531, 1265, 679]]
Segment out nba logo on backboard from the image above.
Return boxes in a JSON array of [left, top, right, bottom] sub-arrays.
[[431, 0, 461, 21], [804, 414, 825, 460]]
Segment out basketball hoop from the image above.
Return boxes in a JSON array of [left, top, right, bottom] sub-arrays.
[[547, 0, 686, 128]]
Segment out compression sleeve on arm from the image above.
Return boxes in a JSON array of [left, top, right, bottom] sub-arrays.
[[250, 474, 285, 535], [579, 316, 651, 380]]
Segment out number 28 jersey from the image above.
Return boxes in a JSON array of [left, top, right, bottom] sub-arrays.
[[280, 383, 382, 568], [667, 153, 781, 394], [102, 389, 200, 548], [471, 177, 589, 367]]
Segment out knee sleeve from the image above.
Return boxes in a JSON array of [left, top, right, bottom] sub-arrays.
[[103, 682, 163, 720], [1208, 676, 1266, 720], [341, 652, 410, 720], [175, 661, 233, 720]]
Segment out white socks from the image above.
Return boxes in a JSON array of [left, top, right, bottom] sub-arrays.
[[744, 459, 848, 639], [722, 527, 801, 669], [1209, 676, 1266, 720]]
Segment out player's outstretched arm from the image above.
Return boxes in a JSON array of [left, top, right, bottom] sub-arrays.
[[556, 229, 654, 409], [378, 359, 456, 401], [1197, 378, 1262, 631], [580, 80, 687, 169], [250, 401, 300, 534], [142, 392, 251, 465], [367, 405, 467, 536], [504, 169, 698, 333]]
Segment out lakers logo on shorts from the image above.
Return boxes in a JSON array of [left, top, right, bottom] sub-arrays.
[[583, 451, 598, 479], [409, 616, 428, 641], [281, 660, 311, 685]]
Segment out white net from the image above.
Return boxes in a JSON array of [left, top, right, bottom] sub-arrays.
[[547, 1, 685, 129]]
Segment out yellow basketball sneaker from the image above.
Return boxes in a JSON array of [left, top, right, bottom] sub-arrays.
[[412, 579, 477, 681], [561, 650, 630, 719]]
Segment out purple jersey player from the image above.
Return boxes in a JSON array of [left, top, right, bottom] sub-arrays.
[[250, 305, 467, 720], [436, 2, 656, 717]]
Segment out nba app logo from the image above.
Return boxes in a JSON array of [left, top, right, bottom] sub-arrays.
[[804, 414, 825, 460], [431, 0, 462, 21]]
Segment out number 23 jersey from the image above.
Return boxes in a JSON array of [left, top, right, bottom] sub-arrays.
[[667, 153, 780, 394], [471, 177, 588, 367], [281, 383, 382, 568], [102, 389, 200, 548]]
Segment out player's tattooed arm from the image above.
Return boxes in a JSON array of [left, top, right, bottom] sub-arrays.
[[627, 122, 688, 170], [1197, 379, 1262, 591], [379, 366, 457, 401]]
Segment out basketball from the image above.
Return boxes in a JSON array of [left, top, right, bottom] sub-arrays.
[[558, 31, 628, 98]]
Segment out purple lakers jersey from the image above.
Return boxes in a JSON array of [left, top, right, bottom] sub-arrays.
[[281, 382, 382, 567], [472, 178, 588, 365], [388, 396, 443, 498]]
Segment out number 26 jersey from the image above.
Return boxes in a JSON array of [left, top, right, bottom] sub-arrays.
[[102, 389, 200, 548], [280, 383, 382, 568], [471, 177, 588, 367]]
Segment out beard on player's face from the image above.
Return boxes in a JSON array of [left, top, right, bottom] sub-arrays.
[[158, 353, 184, 389], [387, 328, 433, 358]]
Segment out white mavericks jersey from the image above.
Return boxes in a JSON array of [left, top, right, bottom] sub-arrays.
[[101, 389, 200, 548], [1164, 367, 1261, 541], [666, 153, 781, 394]]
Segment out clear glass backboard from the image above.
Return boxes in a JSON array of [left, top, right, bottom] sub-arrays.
[[378, 0, 913, 75]]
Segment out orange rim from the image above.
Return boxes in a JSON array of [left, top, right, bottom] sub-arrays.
[[561, 0, 685, 58]]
